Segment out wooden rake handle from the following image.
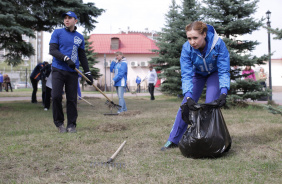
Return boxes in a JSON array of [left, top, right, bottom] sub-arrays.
[[107, 140, 126, 163], [75, 68, 112, 102]]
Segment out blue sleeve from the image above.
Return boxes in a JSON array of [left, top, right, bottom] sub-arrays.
[[113, 62, 127, 82], [49, 29, 59, 44], [110, 61, 116, 73], [180, 42, 194, 95], [216, 39, 230, 90]]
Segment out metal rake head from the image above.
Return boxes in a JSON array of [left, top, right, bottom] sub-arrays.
[[105, 100, 122, 110]]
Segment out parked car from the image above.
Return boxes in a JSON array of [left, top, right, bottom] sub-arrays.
[[14, 81, 32, 89]]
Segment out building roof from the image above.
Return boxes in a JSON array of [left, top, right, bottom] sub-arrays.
[[88, 33, 159, 54]]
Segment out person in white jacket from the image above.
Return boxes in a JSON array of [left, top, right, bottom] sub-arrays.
[[143, 65, 158, 100]]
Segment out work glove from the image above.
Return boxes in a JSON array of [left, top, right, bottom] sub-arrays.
[[65, 58, 76, 70], [216, 93, 227, 107], [84, 71, 93, 85], [186, 97, 197, 111]]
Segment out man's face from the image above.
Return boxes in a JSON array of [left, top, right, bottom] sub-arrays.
[[64, 15, 77, 29], [116, 54, 122, 61]]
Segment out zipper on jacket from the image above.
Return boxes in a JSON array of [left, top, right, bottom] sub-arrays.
[[202, 58, 210, 74]]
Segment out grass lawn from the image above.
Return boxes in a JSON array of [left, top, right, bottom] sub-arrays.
[[0, 94, 281, 183]]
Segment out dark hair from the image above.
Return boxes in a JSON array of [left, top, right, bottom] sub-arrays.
[[185, 21, 208, 35]]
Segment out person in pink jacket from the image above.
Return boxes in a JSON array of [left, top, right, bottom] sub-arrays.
[[242, 66, 256, 81]]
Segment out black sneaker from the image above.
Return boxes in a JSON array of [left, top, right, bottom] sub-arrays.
[[67, 127, 77, 133], [58, 125, 66, 133], [161, 141, 178, 151]]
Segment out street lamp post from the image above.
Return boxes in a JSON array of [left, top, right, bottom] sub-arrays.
[[266, 10, 272, 101]]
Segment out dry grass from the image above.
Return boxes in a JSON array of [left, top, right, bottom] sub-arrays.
[[0, 94, 281, 184]]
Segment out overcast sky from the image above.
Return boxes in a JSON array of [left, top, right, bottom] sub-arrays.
[[43, 0, 282, 61]]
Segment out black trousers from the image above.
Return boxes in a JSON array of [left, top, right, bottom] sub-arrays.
[[44, 87, 52, 109], [30, 77, 38, 102], [52, 68, 78, 128], [137, 84, 140, 93], [148, 83, 155, 100]]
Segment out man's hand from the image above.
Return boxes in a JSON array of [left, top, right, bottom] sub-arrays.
[[217, 94, 227, 107], [187, 97, 197, 111], [65, 58, 76, 70], [84, 72, 93, 85]]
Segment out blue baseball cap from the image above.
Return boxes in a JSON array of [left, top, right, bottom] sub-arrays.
[[62, 11, 77, 19]]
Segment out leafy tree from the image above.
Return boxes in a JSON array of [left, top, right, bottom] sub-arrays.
[[79, 30, 101, 90], [151, 0, 200, 95], [202, 0, 269, 104], [0, 0, 104, 66]]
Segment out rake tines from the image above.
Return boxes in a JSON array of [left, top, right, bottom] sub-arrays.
[[105, 100, 121, 110], [90, 162, 125, 169]]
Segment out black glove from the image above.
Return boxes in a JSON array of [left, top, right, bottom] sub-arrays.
[[65, 58, 76, 70], [84, 71, 93, 85], [186, 97, 197, 111], [217, 94, 227, 107]]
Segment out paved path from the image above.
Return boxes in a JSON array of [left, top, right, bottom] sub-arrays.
[[0, 91, 281, 105], [0, 91, 162, 102]]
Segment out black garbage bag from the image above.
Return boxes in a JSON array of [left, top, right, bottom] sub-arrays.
[[179, 102, 232, 158]]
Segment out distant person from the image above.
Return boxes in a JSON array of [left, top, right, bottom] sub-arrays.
[[136, 75, 141, 93], [242, 66, 256, 81], [40, 63, 52, 110], [3, 74, 13, 92], [258, 67, 267, 88], [30, 62, 48, 103], [110, 51, 128, 114], [41, 62, 51, 106], [44, 68, 52, 111], [143, 65, 158, 100], [231, 65, 241, 83], [0, 72, 3, 92], [49, 11, 93, 133], [77, 70, 82, 100]]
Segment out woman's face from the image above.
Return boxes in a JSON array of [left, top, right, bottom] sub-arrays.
[[116, 54, 123, 61], [186, 29, 206, 50], [246, 66, 251, 70], [260, 68, 264, 72]]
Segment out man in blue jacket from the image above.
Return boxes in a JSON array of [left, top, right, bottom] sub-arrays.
[[110, 52, 128, 114], [49, 11, 93, 133], [0, 72, 3, 92], [161, 21, 230, 150], [136, 75, 141, 93]]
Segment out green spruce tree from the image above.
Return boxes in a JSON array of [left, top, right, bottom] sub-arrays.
[[202, 0, 269, 104], [79, 31, 101, 90], [266, 27, 282, 40], [151, 0, 200, 95], [0, 0, 104, 66]]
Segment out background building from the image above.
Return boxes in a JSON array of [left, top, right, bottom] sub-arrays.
[[89, 32, 160, 91]]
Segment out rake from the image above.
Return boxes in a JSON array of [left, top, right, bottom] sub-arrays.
[[90, 140, 126, 169], [78, 95, 94, 107], [75, 68, 121, 110]]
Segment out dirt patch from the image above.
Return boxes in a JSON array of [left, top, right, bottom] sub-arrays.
[[118, 110, 142, 116], [96, 123, 127, 132], [0, 106, 14, 111]]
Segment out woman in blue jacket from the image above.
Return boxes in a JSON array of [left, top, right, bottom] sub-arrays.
[[110, 52, 128, 114], [161, 21, 230, 150]]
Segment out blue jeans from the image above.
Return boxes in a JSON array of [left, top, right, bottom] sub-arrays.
[[168, 71, 221, 144], [116, 86, 127, 113]]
